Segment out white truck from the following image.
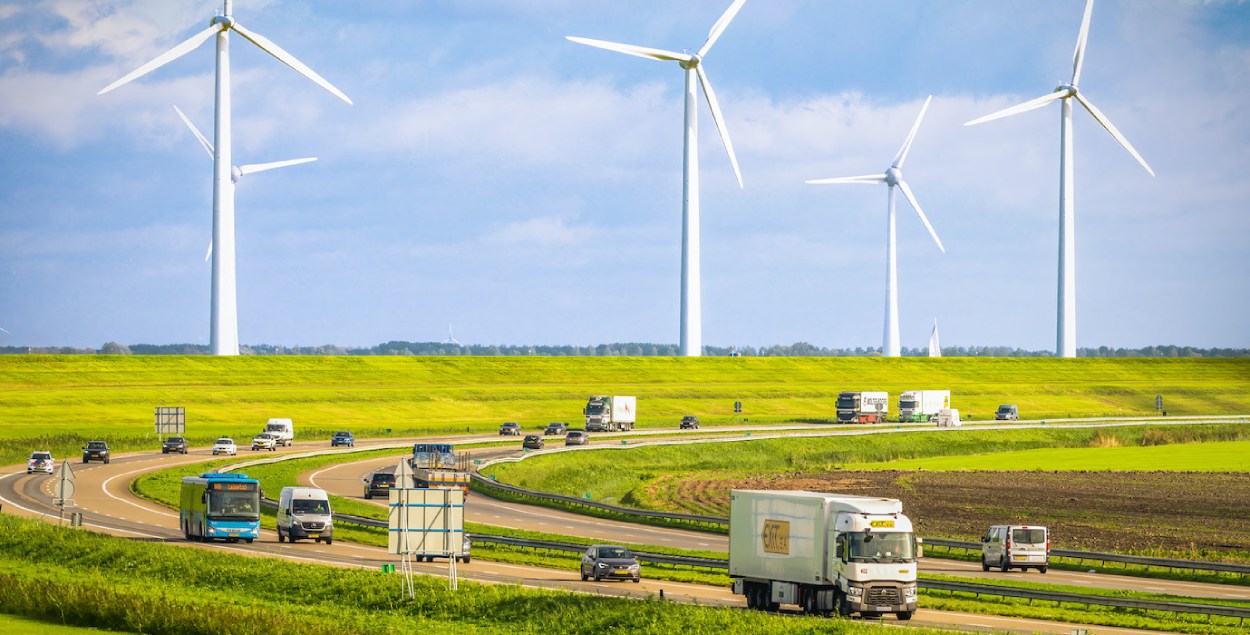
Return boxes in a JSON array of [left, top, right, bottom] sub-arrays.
[[729, 490, 919, 619], [836, 391, 890, 424], [898, 390, 950, 422], [583, 395, 636, 432], [264, 418, 295, 447]]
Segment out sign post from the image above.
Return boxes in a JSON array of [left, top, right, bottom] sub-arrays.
[[155, 406, 186, 443], [54, 461, 76, 524], [389, 459, 464, 597]]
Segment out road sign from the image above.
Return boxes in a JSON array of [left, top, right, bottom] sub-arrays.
[[1156, 394, 1163, 412], [155, 406, 186, 435], [56, 460, 76, 481], [55, 478, 75, 501], [394, 458, 414, 488], [734, 401, 742, 413]]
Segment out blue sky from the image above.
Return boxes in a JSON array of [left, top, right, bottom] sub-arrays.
[[1, 0, 1247, 351]]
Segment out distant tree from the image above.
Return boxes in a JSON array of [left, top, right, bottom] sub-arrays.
[[99, 342, 131, 355]]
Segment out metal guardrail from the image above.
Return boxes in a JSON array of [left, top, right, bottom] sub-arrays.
[[469, 472, 726, 527], [922, 538, 1250, 577]]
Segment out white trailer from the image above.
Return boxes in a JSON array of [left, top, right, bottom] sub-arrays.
[[729, 490, 918, 619], [898, 390, 951, 422], [584, 395, 636, 432]]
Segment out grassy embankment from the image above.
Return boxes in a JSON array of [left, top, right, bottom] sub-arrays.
[[2, 355, 1248, 466]]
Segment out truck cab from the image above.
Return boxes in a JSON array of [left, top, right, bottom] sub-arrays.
[[830, 511, 919, 618]]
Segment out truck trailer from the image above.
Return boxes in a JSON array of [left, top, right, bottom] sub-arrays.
[[409, 443, 470, 496], [583, 395, 636, 432], [836, 391, 889, 424], [897, 390, 950, 422], [729, 490, 918, 619]]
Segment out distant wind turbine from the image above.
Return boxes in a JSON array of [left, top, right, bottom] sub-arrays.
[[444, 324, 461, 347], [98, 0, 351, 356], [567, 0, 748, 357], [174, 105, 316, 262], [0, 326, 10, 335], [807, 95, 945, 358], [964, 0, 1153, 358], [928, 319, 941, 358]]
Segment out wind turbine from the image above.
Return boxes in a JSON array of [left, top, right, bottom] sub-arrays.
[[964, 0, 1153, 358], [807, 95, 945, 358], [98, 0, 351, 356], [567, 0, 747, 357], [173, 105, 316, 262]]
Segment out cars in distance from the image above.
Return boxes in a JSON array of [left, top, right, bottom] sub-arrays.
[[330, 431, 355, 447], [82, 440, 111, 464], [565, 430, 589, 446], [680, 415, 700, 430], [276, 486, 333, 545], [995, 404, 1019, 421], [251, 433, 278, 452], [162, 436, 188, 454], [544, 422, 568, 436], [580, 544, 641, 582], [211, 437, 237, 456], [982, 525, 1049, 573], [363, 471, 396, 500], [522, 434, 545, 450], [27, 451, 54, 474], [498, 421, 522, 436]]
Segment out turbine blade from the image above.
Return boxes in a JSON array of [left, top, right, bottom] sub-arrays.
[[893, 95, 933, 168], [1072, 0, 1095, 85], [1074, 93, 1155, 177], [898, 180, 946, 253], [205, 241, 213, 263], [805, 174, 886, 185], [238, 157, 317, 175], [696, 65, 743, 188], [229, 21, 353, 105], [98, 24, 220, 95], [565, 36, 691, 63], [964, 91, 1065, 126], [173, 105, 214, 159], [698, 0, 748, 58]]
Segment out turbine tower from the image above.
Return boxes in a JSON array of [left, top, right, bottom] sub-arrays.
[[567, 0, 747, 357], [98, 0, 352, 356], [964, 0, 1153, 358], [807, 96, 945, 357], [173, 105, 317, 263]]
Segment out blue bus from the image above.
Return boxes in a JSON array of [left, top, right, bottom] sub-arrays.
[[180, 472, 261, 543]]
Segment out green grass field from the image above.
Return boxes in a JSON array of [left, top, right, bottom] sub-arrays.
[[843, 439, 1250, 471], [2, 355, 1248, 465]]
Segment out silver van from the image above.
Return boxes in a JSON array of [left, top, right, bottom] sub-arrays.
[[276, 486, 333, 545], [981, 525, 1048, 573]]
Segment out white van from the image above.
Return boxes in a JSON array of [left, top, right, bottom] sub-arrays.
[[981, 525, 1048, 573], [265, 418, 295, 447], [276, 486, 333, 544]]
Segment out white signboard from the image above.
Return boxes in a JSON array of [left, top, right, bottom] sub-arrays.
[[387, 487, 464, 557], [155, 406, 185, 435]]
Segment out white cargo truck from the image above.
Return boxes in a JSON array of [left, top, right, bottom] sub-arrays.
[[583, 395, 636, 432], [265, 418, 294, 447], [898, 390, 951, 422], [836, 391, 890, 424], [729, 490, 918, 619]]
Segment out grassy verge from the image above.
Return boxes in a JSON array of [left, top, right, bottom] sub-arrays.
[[0, 613, 127, 635]]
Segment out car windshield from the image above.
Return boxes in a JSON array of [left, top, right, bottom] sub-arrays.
[[997, 405, 1013, 413], [31, 452, 51, 460], [1012, 528, 1046, 544], [597, 547, 632, 559], [847, 532, 915, 563], [293, 499, 330, 514], [334, 432, 349, 437], [87, 442, 107, 449], [215, 439, 232, 445], [167, 437, 184, 443]]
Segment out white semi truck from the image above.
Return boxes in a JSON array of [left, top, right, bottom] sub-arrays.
[[836, 391, 889, 424], [897, 390, 950, 422], [583, 395, 636, 432], [729, 490, 919, 619]]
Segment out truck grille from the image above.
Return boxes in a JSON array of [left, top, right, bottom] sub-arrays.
[[866, 587, 901, 606]]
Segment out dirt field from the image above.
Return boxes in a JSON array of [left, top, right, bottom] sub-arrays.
[[652, 471, 1250, 561]]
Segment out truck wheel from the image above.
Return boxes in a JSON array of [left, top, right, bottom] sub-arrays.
[[837, 593, 852, 617], [981, 556, 990, 572], [896, 611, 913, 621], [325, 538, 332, 545], [1038, 566, 1047, 574], [802, 590, 816, 614], [1001, 555, 1011, 572]]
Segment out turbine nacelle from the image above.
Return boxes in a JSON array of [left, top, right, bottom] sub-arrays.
[[884, 166, 903, 187], [230, 165, 243, 183], [210, 15, 234, 29], [679, 54, 702, 71], [1054, 83, 1078, 98]]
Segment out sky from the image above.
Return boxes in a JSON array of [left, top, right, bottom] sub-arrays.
[[1, 0, 1248, 352]]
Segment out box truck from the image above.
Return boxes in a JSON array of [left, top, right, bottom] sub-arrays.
[[898, 390, 950, 423], [729, 490, 918, 619], [836, 392, 889, 424], [583, 395, 636, 432]]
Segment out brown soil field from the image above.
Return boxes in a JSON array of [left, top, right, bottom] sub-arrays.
[[649, 471, 1250, 560]]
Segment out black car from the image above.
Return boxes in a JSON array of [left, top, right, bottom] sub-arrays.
[[161, 436, 188, 454], [580, 544, 641, 583], [499, 421, 522, 436], [544, 422, 568, 436], [363, 471, 396, 499], [680, 415, 700, 430], [522, 434, 545, 450], [331, 431, 355, 447], [82, 440, 110, 464]]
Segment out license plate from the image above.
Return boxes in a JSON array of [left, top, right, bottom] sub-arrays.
[[1014, 555, 1027, 560], [876, 606, 891, 612], [616, 569, 629, 574], [308, 534, 319, 539]]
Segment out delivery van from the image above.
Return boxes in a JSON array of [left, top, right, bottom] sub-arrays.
[[276, 486, 333, 545], [981, 525, 1048, 573]]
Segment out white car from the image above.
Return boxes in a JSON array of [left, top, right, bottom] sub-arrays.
[[251, 433, 278, 451], [27, 451, 55, 474], [212, 437, 238, 456]]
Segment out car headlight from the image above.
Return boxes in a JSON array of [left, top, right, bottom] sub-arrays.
[[846, 586, 863, 598], [904, 585, 918, 598], [629, 564, 640, 571], [597, 562, 608, 569]]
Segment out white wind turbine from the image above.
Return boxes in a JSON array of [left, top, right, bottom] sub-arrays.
[[567, 0, 747, 357], [807, 95, 945, 358], [173, 105, 316, 263], [98, 0, 351, 356], [964, 0, 1153, 358]]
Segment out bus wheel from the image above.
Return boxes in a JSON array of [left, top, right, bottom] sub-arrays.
[[245, 538, 253, 544]]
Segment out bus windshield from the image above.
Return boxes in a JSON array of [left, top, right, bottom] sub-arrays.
[[847, 532, 915, 563], [208, 490, 259, 521]]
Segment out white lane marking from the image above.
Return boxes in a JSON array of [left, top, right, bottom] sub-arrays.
[[101, 467, 178, 519]]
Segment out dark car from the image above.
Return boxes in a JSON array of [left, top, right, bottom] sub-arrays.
[[363, 471, 396, 499], [544, 422, 568, 436], [565, 430, 589, 446], [580, 544, 641, 583], [522, 434, 545, 450], [161, 436, 188, 454], [680, 415, 700, 430], [499, 421, 522, 436], [82, 440, 110, 464], [331, 431, 355, 447]]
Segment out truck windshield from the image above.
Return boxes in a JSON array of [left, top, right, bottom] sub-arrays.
[[899, 399, 917, 409], [836, 396, 857, 409], [293, 499, 330, 514], [208, 490, 260, 521], [848, 532, 915, 563], [585, 404, 605, 415]]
